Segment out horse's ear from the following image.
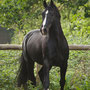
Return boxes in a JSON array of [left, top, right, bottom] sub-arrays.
[[50, 0, 54, 6], [43, 0, 47, 8]]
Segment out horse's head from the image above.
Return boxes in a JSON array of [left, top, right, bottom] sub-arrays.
[[40, 0, 60, 35]]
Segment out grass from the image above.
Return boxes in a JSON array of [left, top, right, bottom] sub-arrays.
[[0, 50, 90, 90]]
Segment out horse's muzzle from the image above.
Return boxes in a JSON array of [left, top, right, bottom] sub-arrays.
[[40, 27, 47, 35]]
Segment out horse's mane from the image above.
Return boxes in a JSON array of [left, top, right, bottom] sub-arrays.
[[48, 2, 61, 19]]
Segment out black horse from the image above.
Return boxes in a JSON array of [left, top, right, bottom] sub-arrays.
[[17, 0, 69, 90]]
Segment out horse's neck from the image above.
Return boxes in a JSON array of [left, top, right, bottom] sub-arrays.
[[49, 20, 64, 38], [55, 21, 64, 35]]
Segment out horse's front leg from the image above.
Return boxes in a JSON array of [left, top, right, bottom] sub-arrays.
[[60, 63, 67, 90], [43, 59, 50, 90]]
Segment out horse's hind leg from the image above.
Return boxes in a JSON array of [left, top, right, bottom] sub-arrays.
[[26, 59, 36, 86], [60, 63, 67, 90], [38, 66, 44, 83], [38, 65, 52, 86]]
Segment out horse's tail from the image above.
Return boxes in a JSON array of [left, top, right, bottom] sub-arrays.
[[17, 54, 28, 87], [17, 31, 33, 87]]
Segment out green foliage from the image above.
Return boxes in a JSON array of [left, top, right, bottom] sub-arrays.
[[0, 50, 89, 90], [0, 50, 21, 89], [0, 0, 42, 30]]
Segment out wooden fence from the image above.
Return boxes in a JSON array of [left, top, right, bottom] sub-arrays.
[[0, 44, 90, 50], [0, 44, 90, 83]]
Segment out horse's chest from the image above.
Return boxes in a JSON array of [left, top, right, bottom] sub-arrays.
[[42, 38, 58, 59], [48, 42, 57, 58]]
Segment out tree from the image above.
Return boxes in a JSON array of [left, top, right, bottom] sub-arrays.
[[0, 0, 42, 30]]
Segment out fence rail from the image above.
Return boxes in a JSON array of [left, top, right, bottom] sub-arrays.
[[0, 44, 22, 50], [0, 44, 90, 50]]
